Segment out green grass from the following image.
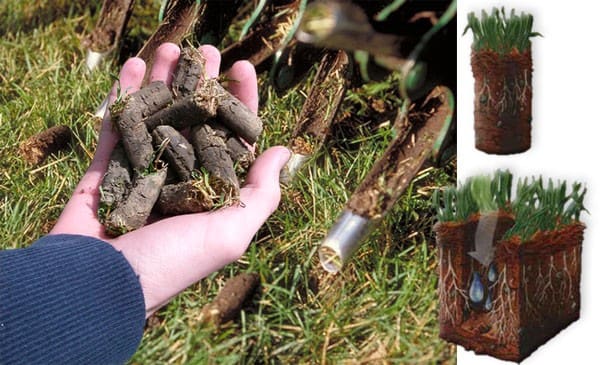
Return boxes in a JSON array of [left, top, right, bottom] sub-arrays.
[[434, 170, 586, 242], [463, 7, 541, 55], [0, 1, 455, 363]]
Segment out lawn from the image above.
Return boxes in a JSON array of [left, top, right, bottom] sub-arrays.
[[0, 1, 455, 363]]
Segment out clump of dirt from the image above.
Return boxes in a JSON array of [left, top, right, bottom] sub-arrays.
[[19, 125, 74, 165], [471, 49, 533, 154], [436, 213, 584, 362], [198, 272, 260, 327], [288, 50, 351, 156], [347, 86, 453, 220], [99, 46, 262, 236]]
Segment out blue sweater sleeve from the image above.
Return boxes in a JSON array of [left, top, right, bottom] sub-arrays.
[[0, 234, 146, 365]]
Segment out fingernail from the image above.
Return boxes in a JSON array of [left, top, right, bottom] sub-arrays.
[[280, 147, 292, 165]]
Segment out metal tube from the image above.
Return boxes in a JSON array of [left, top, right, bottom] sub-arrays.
[[280, 152, 309, 185], [318, 210, 371, 273]]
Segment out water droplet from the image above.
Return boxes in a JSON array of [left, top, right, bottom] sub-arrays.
[[469, 272, 485, 304], [487, 264, 498, 283], [484, 293, 493, 311]]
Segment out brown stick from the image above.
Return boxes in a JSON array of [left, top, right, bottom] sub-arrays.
[[136, 0, 200, 84], [346, 86, 453, 219], [143, 92, 217, 131], [157, 180, 213, 215], [99, 144, 132, 218], [289, 50, 351, 155], [198, 273, 260, 326], [104, 168, 168, 236], [226, 136, 254, 171], [152, 125, 196, 181], [213, 81, 263, 144], [220, 0, 301, 71], [111, 81, 173, 171], [83, 0, 135, 53], [19, 125, 73, 165], [172, 47, 206, 98], [191, 123, 240, 200]]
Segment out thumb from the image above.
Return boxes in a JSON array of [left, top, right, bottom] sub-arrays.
[[239, 146, 291, 218], [244, 146, 291, 190], [205, 146, 291, 242]]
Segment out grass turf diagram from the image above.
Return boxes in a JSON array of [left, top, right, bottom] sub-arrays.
[[464, 8, 540, 154], [433, 170, 587, 362]]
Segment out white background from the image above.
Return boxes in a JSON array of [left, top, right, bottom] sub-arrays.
[[457, 0, 599, 364]]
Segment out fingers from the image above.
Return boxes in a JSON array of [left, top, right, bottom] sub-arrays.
[[199, 45, 221, 79], [107, 58, 147, 106], [94, 57, 147, 169], [51, 58, 146, 237], [148, 43, 181, 86], [226, 61, 259, 114]]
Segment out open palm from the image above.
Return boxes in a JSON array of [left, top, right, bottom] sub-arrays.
[[50, 43, 289, 316]]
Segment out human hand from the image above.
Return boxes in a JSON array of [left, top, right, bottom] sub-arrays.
[[50, 43, 290, 317]]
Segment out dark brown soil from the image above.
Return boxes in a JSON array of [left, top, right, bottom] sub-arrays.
[[19, 125, 73, 165], [435, 212, 515, 327], [347, 86, 453, 219], [99, 144, 132, 216], [104, 168, 168, 235], [220, 0, 301, 71], [225, 136, 254, 171], [157, 180, 213, 215], [172, 46, 206, 98], [100, 46, 260, 235], [213, 81, 263, 144], [152, 125, 196, 181], [289, 50, 351, 155], [191, 123, 240, 202], [143, 91, 217, 131], [136, 0, 199, 84], [83, 0, 134, 52], [472, 49, 532, 154], [199, 273, 260, 326], [111, 81, 173, 171], [436, 215, 584, 362]]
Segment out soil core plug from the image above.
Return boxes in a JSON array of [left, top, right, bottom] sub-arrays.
[[464, 8, 540, 154], [280, 49, 351, 184]]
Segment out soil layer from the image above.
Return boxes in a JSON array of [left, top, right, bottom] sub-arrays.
[[471, 49, 532, 154], [436, 214, 584, 362]]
